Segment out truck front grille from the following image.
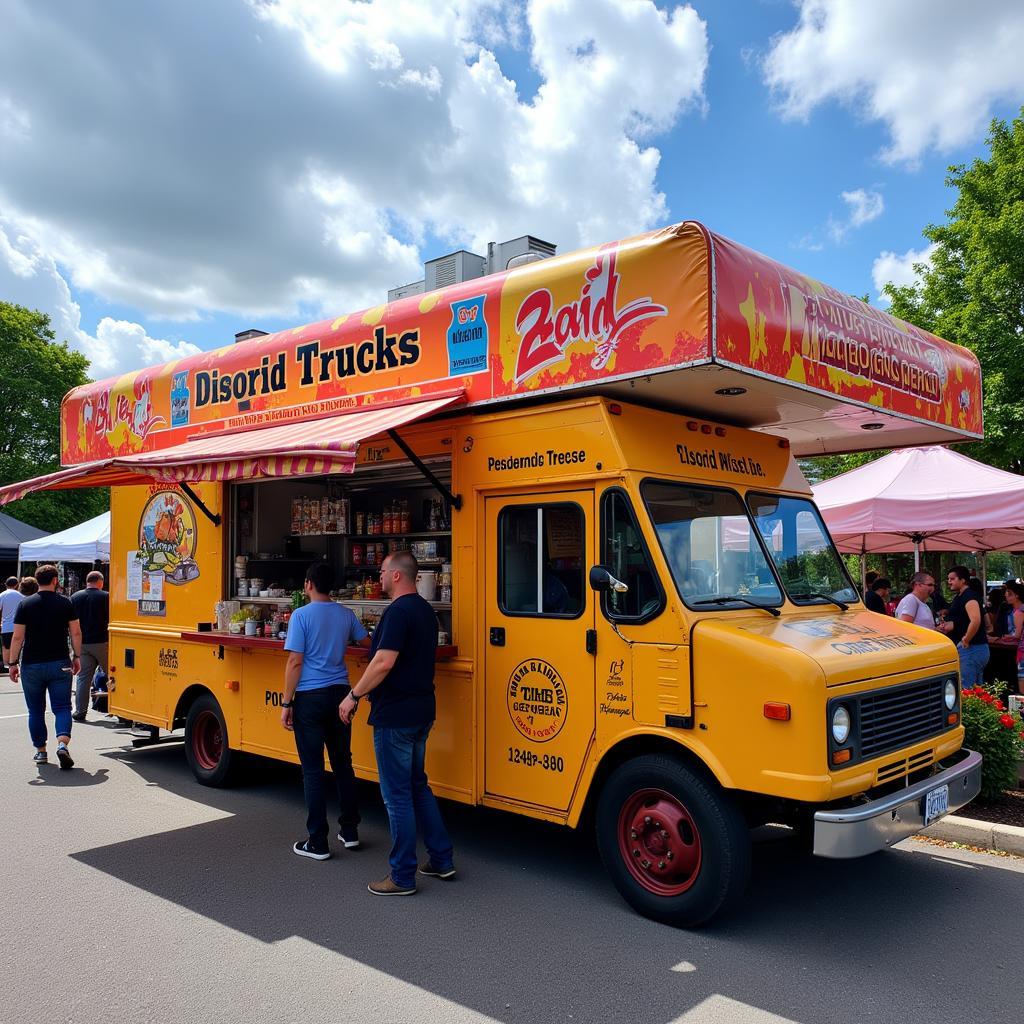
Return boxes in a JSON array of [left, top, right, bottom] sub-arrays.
[[828, 674, 958, 770], [860, 678, 948, 759]]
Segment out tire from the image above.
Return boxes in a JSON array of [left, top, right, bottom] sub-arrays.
[[595, 753, 751, 928], [184, 694, 238, 787]]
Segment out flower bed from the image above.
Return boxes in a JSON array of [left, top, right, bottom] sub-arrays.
[[958, 683, 1024, 817]]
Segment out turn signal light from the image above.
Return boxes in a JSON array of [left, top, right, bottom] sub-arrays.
[[700, 424, 712, 434], [832, 749, 852, 765], [608, 403, 622, 416], [947, 712, 959, 725], [714, 427, 726, 437], [778, 438, 790, 449], [686, 420, 699, 431], [763, 702, 791, 721], [225, 679, 240, 691]]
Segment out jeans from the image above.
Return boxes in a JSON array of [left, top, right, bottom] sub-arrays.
[[292, 685, 360, 847], [75, 642, 108, 715], [373, 722, 453, 888], [958, 643, 990, 688], [21, 660, 73, 748]]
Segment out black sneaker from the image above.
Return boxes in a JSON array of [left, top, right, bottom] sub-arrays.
[[72, 712, 87, 722], [419, 860, 456, 880], [292, 839, 331, 861], [32, 750, 47, 764], [337, 826, 360, 849], [56, 744, 74, 770]]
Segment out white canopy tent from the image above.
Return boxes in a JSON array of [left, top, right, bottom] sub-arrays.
[[812, 447, 1024, 576], [18, 511, 110, 566]]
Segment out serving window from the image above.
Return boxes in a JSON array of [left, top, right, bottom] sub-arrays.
[[227, 456, 454, 641]]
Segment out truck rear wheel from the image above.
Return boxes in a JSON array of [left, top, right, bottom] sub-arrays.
[[596, 754, 751, 927], [184, 694, 238, 787]]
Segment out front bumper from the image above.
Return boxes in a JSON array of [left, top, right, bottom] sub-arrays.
[[813, 747, 982, 858]]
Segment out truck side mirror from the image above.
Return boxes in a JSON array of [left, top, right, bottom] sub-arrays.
[[589, 565, 629, 593]]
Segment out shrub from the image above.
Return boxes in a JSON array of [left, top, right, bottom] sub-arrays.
[[961, 683, 1024, 801]]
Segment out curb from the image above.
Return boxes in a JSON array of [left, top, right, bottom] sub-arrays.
[[922, 814, 1024, 855]]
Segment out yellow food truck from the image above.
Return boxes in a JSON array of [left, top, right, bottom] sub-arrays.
[[1, 221, 983, 926]]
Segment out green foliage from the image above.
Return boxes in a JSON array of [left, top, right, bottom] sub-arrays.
[[961, 682, 1024, 801], [884, 111, 1024, 473], [0, 301, 108, 532]]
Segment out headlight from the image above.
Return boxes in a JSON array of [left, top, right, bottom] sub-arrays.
[[944, 679, 957, 710], [831, 705, 851, 744]]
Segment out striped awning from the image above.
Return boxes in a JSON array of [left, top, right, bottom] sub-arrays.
[[0, 391, 465, 505]]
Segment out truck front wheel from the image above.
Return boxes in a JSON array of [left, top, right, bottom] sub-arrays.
[[184, 694, 238, 787], [596, 754, 751, 927]]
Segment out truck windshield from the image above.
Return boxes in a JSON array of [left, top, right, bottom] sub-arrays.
[[641, 482, 783, 610], [745, 493, 859, 607]]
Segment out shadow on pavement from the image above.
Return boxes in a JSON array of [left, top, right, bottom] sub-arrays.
[[28, 764, 110, 787], [70, 741, 1016, 1024]]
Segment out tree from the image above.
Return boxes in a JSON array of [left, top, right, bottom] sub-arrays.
[[0, 301, 108, 532], [884, 111, 1024, 473]]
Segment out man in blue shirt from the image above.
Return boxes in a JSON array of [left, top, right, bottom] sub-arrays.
[[282, 561, 369, 860], [340, 550, 455, 895]]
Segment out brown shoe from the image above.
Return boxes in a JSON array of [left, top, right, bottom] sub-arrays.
[[367, 875, 416, 896]]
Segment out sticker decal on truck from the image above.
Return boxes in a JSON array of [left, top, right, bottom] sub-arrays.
[[507, 659, 568, 742]]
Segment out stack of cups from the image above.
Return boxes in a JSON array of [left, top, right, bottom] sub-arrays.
[[235, 555, 249, 596]]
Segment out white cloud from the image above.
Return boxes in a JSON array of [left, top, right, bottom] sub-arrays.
[[0, 219, 199, 377], [0, 0, 708, 376], [827, 187, 884, 241], [763, 1, 1024, 164], [871, 242, 937, 301]]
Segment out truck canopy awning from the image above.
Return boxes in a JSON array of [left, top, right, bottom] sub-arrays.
[[0, 391, 464, 505]]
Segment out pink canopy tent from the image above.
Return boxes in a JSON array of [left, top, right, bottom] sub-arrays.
[[812, 447, 1024, 568]]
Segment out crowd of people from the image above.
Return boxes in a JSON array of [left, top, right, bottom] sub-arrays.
[[862, 566, 1024, 691]]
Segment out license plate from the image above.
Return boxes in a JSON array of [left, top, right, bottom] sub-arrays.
[[923, 784, 949, 826]]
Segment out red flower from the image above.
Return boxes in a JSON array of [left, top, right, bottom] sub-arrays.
[[995, 700, 1006, 711], [999, 713, 1015, 728], [973, 685, 986, 695], [980, 693, 994, 704]]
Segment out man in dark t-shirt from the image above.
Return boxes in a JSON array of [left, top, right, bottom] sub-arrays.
[[340, 550, 454, 896], [10, 563, 82, 768], [864, 577, 891, 615], [70, 571, 109, 721], [939, 564, 989, 688]]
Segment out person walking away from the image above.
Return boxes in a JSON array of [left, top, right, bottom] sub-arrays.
[[939, 565, 989, 688], [282, 562, 369, 860], [8, 564, 81, 768], [340, 550, 454, 896], [20, 577, 39, 597], [864, 577, 891, 615], [70, 571, 109, 721], [1, 576, 23, 674], [895, 572, 939, 629]]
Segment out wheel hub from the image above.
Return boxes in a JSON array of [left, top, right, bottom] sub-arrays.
[[617, 788, 702, 896]]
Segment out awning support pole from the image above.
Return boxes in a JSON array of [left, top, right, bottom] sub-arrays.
[[180, 482, 222, 527], [387, 430, 462, 511]]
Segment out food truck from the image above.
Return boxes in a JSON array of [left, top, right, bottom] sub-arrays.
[[0, 221, 983, 926]]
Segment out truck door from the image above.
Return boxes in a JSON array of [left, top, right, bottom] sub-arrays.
[[484, 492, 595, 811]]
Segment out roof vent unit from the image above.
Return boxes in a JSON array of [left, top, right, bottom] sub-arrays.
[[388, 280, 426, 302], [425, 250, 486, 292], [235, 328, 268, 344], [487, 235, 557, 275]]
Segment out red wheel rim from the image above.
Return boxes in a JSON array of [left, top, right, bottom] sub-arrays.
[[617, 787, 702, 896], [191, 710, 223, 771]]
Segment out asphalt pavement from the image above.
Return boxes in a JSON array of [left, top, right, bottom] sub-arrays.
[[1, 683, 1019, 1024]]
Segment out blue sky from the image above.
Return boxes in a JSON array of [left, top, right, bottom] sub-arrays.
[[1, 0, 1022, 378]]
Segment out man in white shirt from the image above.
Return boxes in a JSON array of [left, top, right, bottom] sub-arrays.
[[895, 572, 938, 629], [1, 576, 24, 674]]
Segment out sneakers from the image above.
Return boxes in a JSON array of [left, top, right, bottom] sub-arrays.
[[72, 712, 87, 722], [32, 750, 47, 764], [368, 875, 416, 896], [419, 861, 456, 880], [337, 826, 360, 850], [56, 743, 74, 770], [292, 839, 331, 861]]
